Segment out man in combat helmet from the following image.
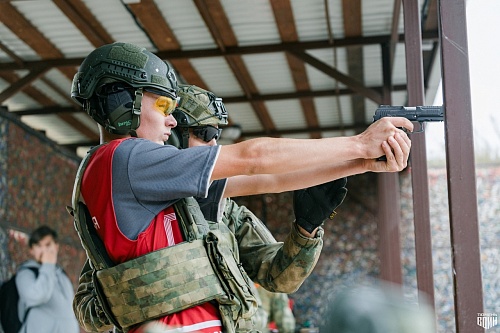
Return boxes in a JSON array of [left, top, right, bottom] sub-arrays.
[[69, 42, 413, 333], [73, 83, 347, 332]]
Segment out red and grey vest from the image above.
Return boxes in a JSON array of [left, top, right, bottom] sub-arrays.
[[81, 139, 222, 333]]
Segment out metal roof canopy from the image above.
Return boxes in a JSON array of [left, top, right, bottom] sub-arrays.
[[0, 1, 484, 332], [0, 0, 441, 152]]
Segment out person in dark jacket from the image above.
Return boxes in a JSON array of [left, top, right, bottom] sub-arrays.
[[15, 225, 79, 333]]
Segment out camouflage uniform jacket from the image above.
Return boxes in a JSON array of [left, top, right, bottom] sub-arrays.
[[221, 198, 323, 292], [73, 197, 323, 332], [255, 285, 295, 333]]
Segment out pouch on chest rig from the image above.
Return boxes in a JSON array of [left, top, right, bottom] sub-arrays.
[[175, 197, 259, 331], [95, 238, 226, 329]]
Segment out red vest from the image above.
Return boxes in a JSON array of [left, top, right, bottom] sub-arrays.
[[81, 139, 222, 333]]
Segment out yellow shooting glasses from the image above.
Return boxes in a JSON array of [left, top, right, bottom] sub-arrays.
[[145, 87, 179, 116], [154, 95, 178, 116]]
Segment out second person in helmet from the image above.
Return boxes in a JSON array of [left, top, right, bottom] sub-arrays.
[[171, 84, 228, 149]]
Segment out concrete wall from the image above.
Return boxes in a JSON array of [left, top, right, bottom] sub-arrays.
[[0, 112, 86, 287]]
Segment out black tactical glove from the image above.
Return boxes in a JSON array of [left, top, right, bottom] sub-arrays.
[[293, 177, 348, 233]]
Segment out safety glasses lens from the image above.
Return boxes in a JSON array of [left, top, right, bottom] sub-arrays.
[[154, 96, 177, 116], [193, 125, 222, 142]]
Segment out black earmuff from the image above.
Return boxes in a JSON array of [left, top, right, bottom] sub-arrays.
[[95, 83, 140, 135]]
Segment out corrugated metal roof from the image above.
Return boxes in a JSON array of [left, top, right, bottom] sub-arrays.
[[0, 0, 441, 158], [156, 1, 217, 50]]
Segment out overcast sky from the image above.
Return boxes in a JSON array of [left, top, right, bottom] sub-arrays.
[[425, 0, 500, 162]]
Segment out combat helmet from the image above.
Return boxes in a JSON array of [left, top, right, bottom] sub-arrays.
[[320, 282, 436, 333], [71, 42, 178, 135], [171, 84, 228, 148]]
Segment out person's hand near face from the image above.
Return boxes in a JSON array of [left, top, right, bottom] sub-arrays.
[[30, 235, 58, 264]]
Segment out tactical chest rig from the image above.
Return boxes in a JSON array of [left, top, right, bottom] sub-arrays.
[[68, 145, 258, 332]]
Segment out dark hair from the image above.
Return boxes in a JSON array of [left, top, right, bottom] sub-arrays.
[[29, 225, 58, 248]]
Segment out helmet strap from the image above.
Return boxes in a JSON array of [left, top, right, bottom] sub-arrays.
[[180, 127, 190, 149], [129, 88, 143, 137], [170, 127, 190, 149]]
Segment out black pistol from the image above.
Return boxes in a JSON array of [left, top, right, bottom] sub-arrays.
[[373, 105, 444, 133]]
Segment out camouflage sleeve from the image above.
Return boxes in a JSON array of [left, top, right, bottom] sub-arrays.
[[222, 198, 323, 294], [73, 259, 113, 332]]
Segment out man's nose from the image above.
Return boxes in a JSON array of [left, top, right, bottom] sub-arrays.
[[166, 114, 177, 127]]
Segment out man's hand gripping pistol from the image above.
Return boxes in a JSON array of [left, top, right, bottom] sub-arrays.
[[373, 105, 444, 160]]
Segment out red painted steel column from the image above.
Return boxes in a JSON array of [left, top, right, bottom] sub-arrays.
[[377, 42, 402, 286], [402, 0, 436, 311], [377, 173, 403, 284], [438, 0, 485, 332]]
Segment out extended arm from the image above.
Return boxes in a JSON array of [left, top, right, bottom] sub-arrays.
[[224, 132, 410, 197], [214, 117, 412, 180]]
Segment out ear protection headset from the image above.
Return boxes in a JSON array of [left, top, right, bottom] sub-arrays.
[[86, 82, 143, 136]]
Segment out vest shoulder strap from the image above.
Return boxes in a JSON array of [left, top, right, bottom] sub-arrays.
[[68, 144, 114, 270]]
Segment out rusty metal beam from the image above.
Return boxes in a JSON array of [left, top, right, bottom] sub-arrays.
[[0, 32, 440, 72], [377, 173, 403, 285], [438, 0, 484, 332], [270, 0, 320, 138], [377, 40, 403, 286], [402, 0, 436, 314], [53, 0, 112, 47], [342, 0, 365, 127], [0, 1, 95, 140], [0, 40, 24, 65], [0, 72, 98, 141], [0, 72, 54, 106], [10, 106, 81, 116], [289, 49, 383, 104], [14, 84, 407, 116], [126, 0, 208, 89], [390, 0, 402, 73], [194, 0, 276, 133], [0, 3, 63, 59], [127, 0, 180, 51], [0, 66, 49, 103], [423, 0, 439, 31]]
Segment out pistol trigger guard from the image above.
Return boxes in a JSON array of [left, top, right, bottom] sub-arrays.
[[414, 121, 425, 133], [404, 122, 424, 133]]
